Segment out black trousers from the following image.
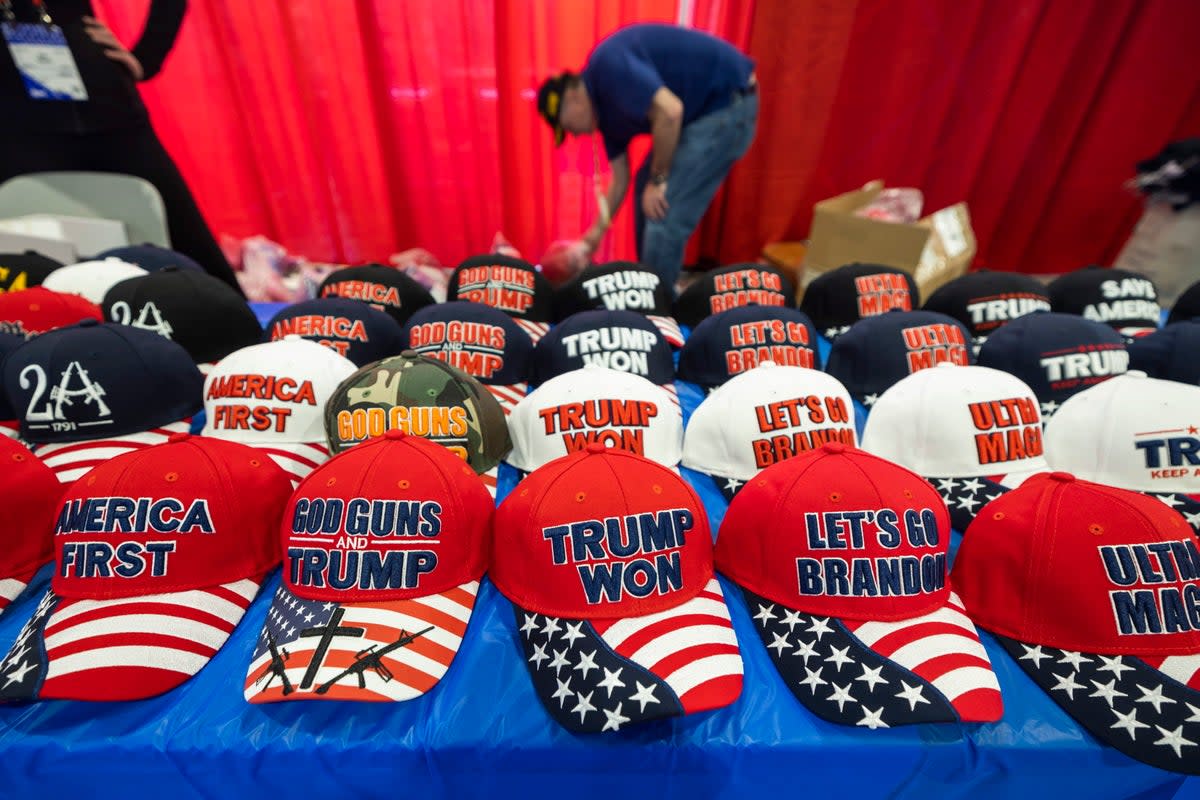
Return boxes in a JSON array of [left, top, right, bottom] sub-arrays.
[[0, 123, 242, 293]]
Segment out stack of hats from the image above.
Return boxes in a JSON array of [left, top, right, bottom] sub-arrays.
[[0, 254, 1195, 777]]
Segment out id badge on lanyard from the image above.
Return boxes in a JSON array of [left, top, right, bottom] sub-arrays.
[[2, 0, 87, 100]]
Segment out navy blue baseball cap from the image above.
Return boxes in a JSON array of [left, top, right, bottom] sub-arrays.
[[402, 300, 534, 412], [0, 331, 22, 421], [530, 309, 676, 387], [922, 270, 1051, 343], [976, 311, 1128, 418], [1126, 319, 1200, 386], [265, 297, 405, 367], [825, 310, 974, 410], [1167, 279, 1200, 326], [317, 264, 436, 326], [2, 320, 203, 482], [678, 305, 820, 389], [97, 243, 204, 273]]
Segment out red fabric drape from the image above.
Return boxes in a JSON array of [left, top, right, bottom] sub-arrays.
[[693, 0, 1200, 272], [94, 1, 1199, 273]]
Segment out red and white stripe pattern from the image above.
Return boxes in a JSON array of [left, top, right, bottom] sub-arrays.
[[1143, 654, 1200, 690], [239, 441, 331, 488], [0, 420, 19, 440], [0, 579, 259, 701], [513, 319, 551, 344], [590, 578, 743, 712], [647, 315, 685, 348], [31, 420, 193, 484], [244, 581, 477, 702], [842, 592, 1003, 720], [0, 577, 28, 612], [484, 382, 528, 416]]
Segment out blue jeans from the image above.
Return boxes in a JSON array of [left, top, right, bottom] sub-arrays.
[[635, 90, 759, 289]]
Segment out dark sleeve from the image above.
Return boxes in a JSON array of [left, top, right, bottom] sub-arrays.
[[129, 0, 187, 81]]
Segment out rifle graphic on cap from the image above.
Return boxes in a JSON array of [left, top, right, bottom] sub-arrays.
[[50, 361, 111, 419], [256, 631, 294, 696], [314, 626, 434, 694]]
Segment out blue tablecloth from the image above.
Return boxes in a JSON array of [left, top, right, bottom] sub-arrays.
[[1, 306, 1196, 799]]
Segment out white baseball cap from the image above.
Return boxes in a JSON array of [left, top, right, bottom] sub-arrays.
[[860, 363, 1048, 528], [41, 258, 147, 305], [506, 363, 682, 473], [681, 361, 856, 500], [1044, 370, 1200, 494], [202, 335, 357, 485]]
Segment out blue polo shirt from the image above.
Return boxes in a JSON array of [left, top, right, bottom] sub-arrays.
[[581, 24, 755, 160]]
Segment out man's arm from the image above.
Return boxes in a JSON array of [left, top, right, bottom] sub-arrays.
[[583, 153, 630, 252], [642, 87, 683, 221]]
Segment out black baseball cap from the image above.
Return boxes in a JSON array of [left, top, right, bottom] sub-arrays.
[[673, 263, 795, 329], [448, 254, 554, 322], [317, 264, 436, 326], [1167, 278, 1200, 326], [1046, 265, 1161, 336], [97, 243, 203, 273], [799, 262, 918, 339], [101, 267, 263, 366], [1126, 319, 1200, 385], [536, 72, 574, 146], [0, 251, 63, 293], [264, 297, 406, 367], [922, 270, 1051, 342]]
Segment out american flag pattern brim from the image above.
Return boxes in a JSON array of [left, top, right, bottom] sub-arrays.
[[514, 578, 743, 732], [1145, 492, 1200, 537], [0, 571, 34, 616], [743, 588, 1003, 726], [0, 420, 19, 440], [232, 440, 331, 488], [0, 578, 262, 702], [243, 580, 478, 703], [31, 419, 192, 484], [513, 319, 551, 344], [714, 473, 748, 504], [926, 475, 1014, 532], [484, 383, 528, 416], [993, 634, 1200, 774], [647, 315, 685, 348]]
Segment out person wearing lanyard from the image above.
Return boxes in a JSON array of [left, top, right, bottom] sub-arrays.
[[0, 0, 241, 293], [537, 23, 759, 289]]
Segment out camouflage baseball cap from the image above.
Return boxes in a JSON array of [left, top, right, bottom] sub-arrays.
[[325, 350, 512, 472]]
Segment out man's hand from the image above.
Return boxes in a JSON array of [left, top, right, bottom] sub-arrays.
[[642, 181, 669, 221], [83, 16, 144, 81]]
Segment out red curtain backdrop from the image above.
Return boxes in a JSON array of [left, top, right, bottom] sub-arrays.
[[94, 1, 1199, 273]]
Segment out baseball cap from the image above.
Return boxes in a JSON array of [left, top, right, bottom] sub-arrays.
[[448, 254, 554, 329], [1043, 371, 1200, 496], [861, 364, 1049, 530], [96, 243, 203, 273], [824, 310, 973, 410], [1048, 266, 1161, 337], [0, 434, 292, 702], [244, 429, 493, 703], [0, 251, 63, 292], [102, 267, 263, 369], [682, 362, 856, 501], [2, 320, 204, 483], [506, 364, 682, 474], [492, 446, 743, 732], [953, 473, 1200, 773], [0, 332, 23, 437], [265, 297, 406, 368], [317, 264, 436, 326], [530, 310, 676, 395], [0, 438, 62, 615], [677, 305, 819, 389], [977, 311, 1129, 418], [324, 351, 512, 497], [536, 73, 573, 146], [555, 261, 684, 347], [799, 263, 918, 340], [673, 263, 795, 329], [717, 443, 1003, 726], [1167, 279, 1200, 326], [402, 301, 534, 413], [0, 287, 102, 338], [1126, 320, 1200, 386], [41, 258, 147, 305], [202, 336, 357, 486], [922, 270, 1051, 344]]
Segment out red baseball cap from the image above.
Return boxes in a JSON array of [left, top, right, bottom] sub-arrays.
[[0, 434, 292, 702], [954, 472, 1200, 773], [244, 429, 493, 703], [0, 287, 102, 338], [0, 438, 63, 614], [716, 443, 1003, 727], [492, 446, 743, 732]]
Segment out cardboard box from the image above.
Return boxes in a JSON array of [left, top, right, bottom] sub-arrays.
[[801, 180, 976, 302], [0, 214, 127, 258], [0, 229, 77, 264]]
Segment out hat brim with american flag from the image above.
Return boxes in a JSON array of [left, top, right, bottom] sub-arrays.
[[244, 579, 478, 703], [33, 417, 194, 485]]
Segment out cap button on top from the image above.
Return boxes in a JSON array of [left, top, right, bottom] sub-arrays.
[[585, 442, 607, 455], [282, 334, 302, 342], [384, 429, 406, 440], [822, 442, 847, 455], [77, 318, 99, 328], [1124, 370, 1147, 379], [168, 432, 191, 444], [401, 349, 419, 358], [1047, 471, 1076, 483]]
